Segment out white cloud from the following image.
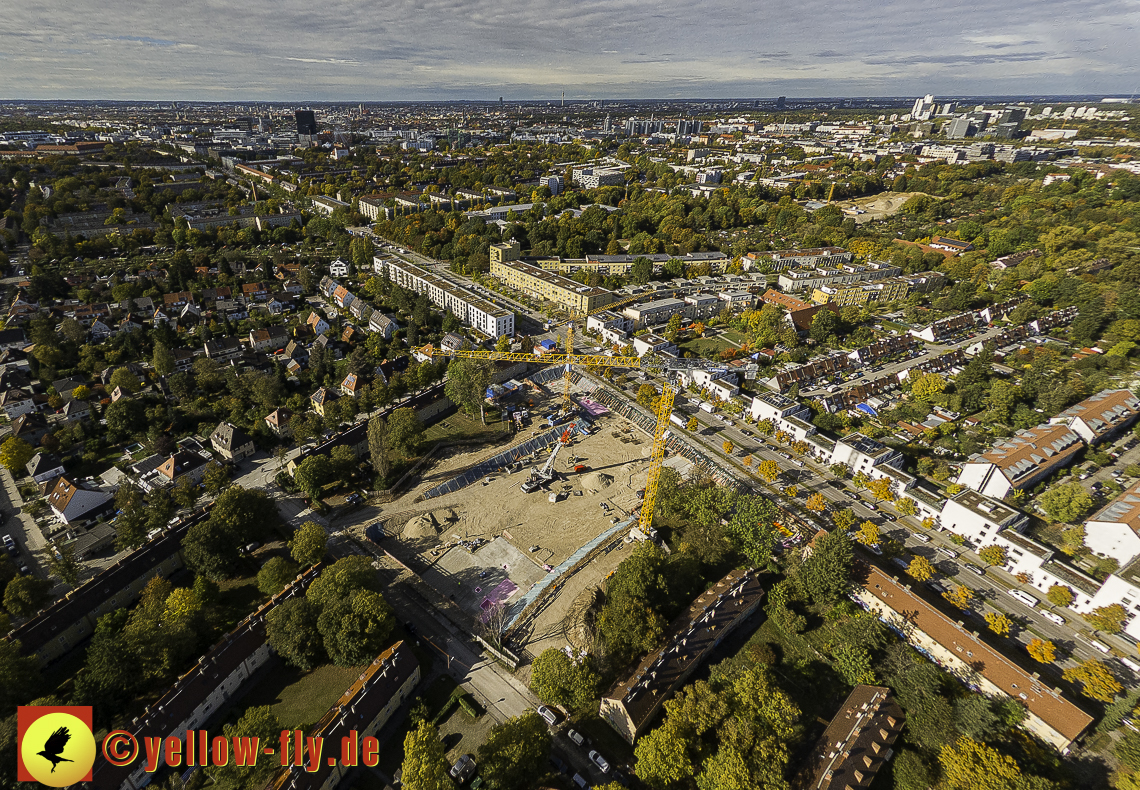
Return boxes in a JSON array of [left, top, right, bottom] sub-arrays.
[[0, 0, 1136, 99]]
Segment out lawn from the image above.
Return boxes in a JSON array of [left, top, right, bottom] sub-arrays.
[[422, 674, 460, 720], [678, 335, 737, 359], [239, 661, 368, 730], [421, 410, 510, 445]]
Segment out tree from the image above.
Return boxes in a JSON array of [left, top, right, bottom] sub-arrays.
[[1115, 730, 1140, 772], [202, 461, 229, 494], [387, 408, 424, 460], [866, 477, 896, 502], [530, 648, 600, 715], [495, 335, 510, 352], [0, 639, 41, 710], [172, 475, 198, 509], [291, 521, 327, 567], [855, 521, 880, 546], [783, 484, 798, 498], [257, 556, 299, 595], [294, 454, 333, 500], [757, 459, 780, 483], [805, 493, 827, 512], [4, 575, 51, 617], [266, 598, 323, 670], [722, 439, 733, 455], [306, 555, 382, 609], [1088, 603, 1128, 634], [1063, 659, 1122, 702], [810, 307, 838, 343], [797, 530, 853, 605], [830, 462, 849, 478], [1028, 638, 1056, 664], [318, 589, 396, 665], [445, 358, 493, 424], [634, 724, 694, 788], [978, 545, 1007, 567], [152, 342, 175, 377], [907, 556, 935, 582], [897, 497, 917, 516], [984, 611, 1012, 636], [368, 415, 390, 480], [104, 398, 147, 440], [400, 721, 452, 790], [938, 736, 1050, 790], [47, 540, 81, 587], [686, 416, 699, 431], [637, 383, 656, 409], [911, 372, 947, 402], [477, 710, 551, 790], [832, 508, 856, 532], [942, 585, 974, 610], [0, 438, 34, 474], [725, 495, 779, 567], [1039, 482, 1095, 523], [109, 366, 141, 393], [164, 587, 203, 623], [208, 706, 283, 790], [1047, 584, 1074, 607], [182, 520, 240, 580]]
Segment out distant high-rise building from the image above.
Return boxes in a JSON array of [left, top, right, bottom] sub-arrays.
[[911, 94, 936, 121], [295, 110, 317, 136], [603, 115, 612, 134], [776, 96, 786, 109]]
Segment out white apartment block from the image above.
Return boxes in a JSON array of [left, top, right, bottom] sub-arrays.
[[1049, 389, 1140, 446], [373, 256, 514, 338], [956, 424, 1084, 500]]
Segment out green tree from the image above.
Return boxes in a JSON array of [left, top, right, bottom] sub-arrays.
[[3, 575, 51, 618], [306, 555, 383, 609], [317, 589, 396, 666], [109, 366, 142, 393], [47, 540, 81, 587], [172, 475, 198, 509], [387, 407, 424, 460], [104, 398, 147, 440], [637, 383, 656, 409], [635, 724, 694, 788], [368, 414, 390, 480], [530, 648, 600, 715], [1039, 481, 1095, 523], [911, 372, 947, 402], [0, 639, 42, 710], [796, 529, 852, 605], [598, 541, 670, 665], [208, 706, 283, 790], [477, 710, 552, 790], [202, 461, 229, 494], [445, 358, 493, 424], [266, 597, 324, 670], [400, 721, 452, 790], [0, 438, 34, 474], [294, 454, 333, 500], [257, 556, 299, 595], [152, 342, 175, 377], [291, 520, 327, 567]]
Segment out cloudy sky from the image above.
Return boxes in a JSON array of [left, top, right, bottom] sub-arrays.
[[2, 0, 1138, 100]]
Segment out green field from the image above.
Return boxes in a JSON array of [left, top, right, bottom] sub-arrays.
[[240, 662, 367, 729], [421, 410, 510, 445], [679, 335, 737, 358]]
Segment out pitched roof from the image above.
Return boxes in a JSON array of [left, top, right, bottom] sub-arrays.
[[210, 422, 252, 452], [970, 423, 1083, 483], [794, 686, 904, 790], [1055, 389, 1140, 440]]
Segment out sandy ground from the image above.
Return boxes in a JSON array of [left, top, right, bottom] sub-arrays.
[[365, 385, 658, 657], [833, 191, 931, 224]]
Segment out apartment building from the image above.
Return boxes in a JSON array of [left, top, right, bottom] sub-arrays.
[[374, 256, 514, 338], [601, 569, 765, 743], [777, 262, 902, 293], [1050, 389, 1140, 446], [622, 297, 688, 329], [855, 565, 1092, 752], [793, 686, 904, 790], [957, 424, 1084, 499], [750, 391, 818, 442], [490, 257, 614, 315], [744, 246, 853, 272]]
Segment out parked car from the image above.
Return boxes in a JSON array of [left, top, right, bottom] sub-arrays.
[[915, 533, 931, 543], [965, 564, 985, 576], [1042, 611, 1066, 626], [536, 705, 559, 727], [882, 512, 897, 521], [588, 750, 611, 773], [450, 754, 477, 784], [567, 729, 586, 747]]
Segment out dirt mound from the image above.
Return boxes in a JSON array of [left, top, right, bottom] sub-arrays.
[[580, 472, 614, 493], [403, 513, 439, 539], [432, 508, 458, 524]]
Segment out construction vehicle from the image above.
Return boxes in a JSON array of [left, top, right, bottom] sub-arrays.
[[521, 441, 562, 493]]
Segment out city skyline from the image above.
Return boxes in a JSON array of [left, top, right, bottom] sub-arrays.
[[3, 0, 1138, 101]]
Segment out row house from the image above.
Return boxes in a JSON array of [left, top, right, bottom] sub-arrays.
[[203, 336, 243, 361], [249, 325, 290, 352]]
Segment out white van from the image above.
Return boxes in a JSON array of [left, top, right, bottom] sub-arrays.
[[1121, 657, 1140, 674], [1042, 611, 1066, 626], [1010, 590, 1038, 608], [1092, 640, 1111, 654]]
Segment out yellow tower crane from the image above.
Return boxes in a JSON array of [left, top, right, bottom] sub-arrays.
[[420, 344, 750, 532]]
